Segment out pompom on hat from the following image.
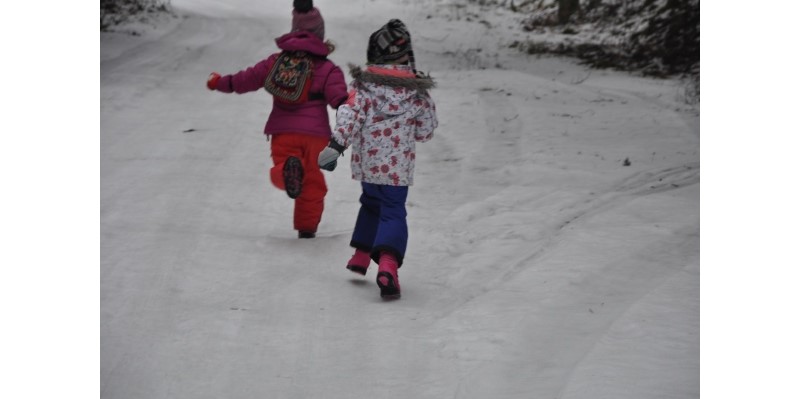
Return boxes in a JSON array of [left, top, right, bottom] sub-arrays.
[[292, 0, 325, 40]]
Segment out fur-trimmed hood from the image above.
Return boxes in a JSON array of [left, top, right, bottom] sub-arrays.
[[348, 64, 435, 95]]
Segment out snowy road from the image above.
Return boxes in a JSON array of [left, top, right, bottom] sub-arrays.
[[101, 1, 699, 398]]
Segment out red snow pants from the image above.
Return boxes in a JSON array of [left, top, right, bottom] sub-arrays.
[[269, 133, 329, 233]]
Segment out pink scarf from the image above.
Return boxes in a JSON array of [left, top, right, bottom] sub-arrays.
[[366, 66, 415, 79]]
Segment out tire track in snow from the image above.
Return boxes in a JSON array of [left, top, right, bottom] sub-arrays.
[[423, 176, 699, 398], [413, 66, 699, 319], [427, 161, 699, 320], [556, 259, 700, 399]]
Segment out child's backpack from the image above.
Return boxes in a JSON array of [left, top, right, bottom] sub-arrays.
[[264, 51, 314, 104]]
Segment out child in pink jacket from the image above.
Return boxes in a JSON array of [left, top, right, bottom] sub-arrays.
[[318, 19, 437, 299], [207, 1, 348, 238]]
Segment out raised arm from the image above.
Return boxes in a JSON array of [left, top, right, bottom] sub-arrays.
[[207, 55, 277, 94]]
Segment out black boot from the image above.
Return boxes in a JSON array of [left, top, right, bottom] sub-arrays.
[[298, 231, 316, 239], [283, 156, 303, 199]]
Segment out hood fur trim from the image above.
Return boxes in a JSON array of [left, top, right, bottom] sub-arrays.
[[349, 64, 435, 94]]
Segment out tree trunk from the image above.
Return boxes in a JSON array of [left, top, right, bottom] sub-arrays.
[[558, 0, 581, 24]]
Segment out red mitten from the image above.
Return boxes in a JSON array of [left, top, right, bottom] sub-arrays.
[[206, 72, 221, 90]]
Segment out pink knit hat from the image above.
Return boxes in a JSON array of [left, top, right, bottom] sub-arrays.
[[292, 0, 325, 40]]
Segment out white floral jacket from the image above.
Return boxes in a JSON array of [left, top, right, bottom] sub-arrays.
[[331, 64, 437, 186]]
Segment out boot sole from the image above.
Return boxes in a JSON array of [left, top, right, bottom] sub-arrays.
[[283, 156, 303, 199], [346, 265, 368, 276], [376, 271, 401, 299]]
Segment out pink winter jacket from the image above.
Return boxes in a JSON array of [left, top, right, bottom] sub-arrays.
[[332, 64, 437, 186], [215, 31, 348, 138]]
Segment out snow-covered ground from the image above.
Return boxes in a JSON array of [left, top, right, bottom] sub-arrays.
[[9, 2, 798, 398], [0, 0, 800, 399], [96, 0, 702, 398], [7, 0, 798, 398]]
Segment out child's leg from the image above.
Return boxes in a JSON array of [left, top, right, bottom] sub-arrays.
[[345, 183, 383, 275], [368, 184, 409, 267], [369, 184, 408, 299], [350, 182, 382, 252], [293, 135, 329, 234], [269, 134, 303, 192]]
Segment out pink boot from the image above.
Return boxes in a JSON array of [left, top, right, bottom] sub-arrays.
[[346, 249, 372, 276], [376, 251, 401, 299]]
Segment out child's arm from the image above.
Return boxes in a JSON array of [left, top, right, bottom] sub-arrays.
[[331, 85, 367, 147], [324, 65, 349, 109], [207, 55, 277, 94], [413, 95, 438, 142], [318, 85, 367, 170]]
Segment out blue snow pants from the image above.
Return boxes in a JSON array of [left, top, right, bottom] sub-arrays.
[[350, 182, 409, 267]]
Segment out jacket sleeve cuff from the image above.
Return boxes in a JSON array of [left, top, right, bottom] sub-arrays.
[[216, 76, 234, 93], [328, 138, 346, 153]]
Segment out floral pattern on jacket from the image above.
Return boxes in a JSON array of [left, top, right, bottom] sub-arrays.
[[332, 64, 437, 186]]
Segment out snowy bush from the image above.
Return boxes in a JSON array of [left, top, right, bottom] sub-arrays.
[[474, 0, 699, 82], [101, 0, 172, 32], [622, 0, 699, 77]]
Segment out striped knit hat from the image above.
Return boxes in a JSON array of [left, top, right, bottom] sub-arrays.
[[367, 19, 415, 71], [292, 0, 325, 40]]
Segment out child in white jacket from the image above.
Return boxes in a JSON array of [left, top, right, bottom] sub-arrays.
[[318, 19, 437, 299]]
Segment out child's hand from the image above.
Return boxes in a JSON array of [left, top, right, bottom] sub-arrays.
[[206, 73, 221, 90], [318, 139, 346, 171], [318, 147, 340, 171]]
